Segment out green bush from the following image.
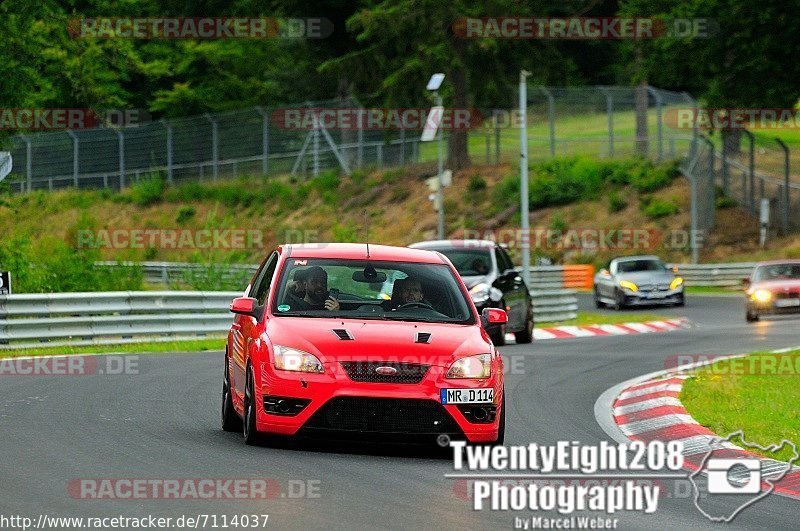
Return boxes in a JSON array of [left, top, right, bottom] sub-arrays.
[[0, 236, 144, 293], [130, 175, 165, 206], [642, 197, 680, 219], [467, 174, 487, 194], [176, 205, 196, 224], [550, 213, 568, 232], [608, 191, 628, 213]]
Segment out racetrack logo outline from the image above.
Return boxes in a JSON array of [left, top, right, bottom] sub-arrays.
[[689, 430, 799, 523]]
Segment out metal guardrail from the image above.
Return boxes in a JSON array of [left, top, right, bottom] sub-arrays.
[[95, 261, 257, 286], [0, 291, 239, 346], [531, 289, 578, 323], [0, 287, 578, 348], [671, 263, 756, 287]]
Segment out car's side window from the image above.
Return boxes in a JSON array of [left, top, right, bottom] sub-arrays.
[[499, 248, 514, 272], [251, 252, 279, 306], [495, 249, 512, 273]]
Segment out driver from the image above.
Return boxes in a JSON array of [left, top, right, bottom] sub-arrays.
[[389, 277, 433, 311]]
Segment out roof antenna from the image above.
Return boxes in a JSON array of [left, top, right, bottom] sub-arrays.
[[364, 209, 370, 258]]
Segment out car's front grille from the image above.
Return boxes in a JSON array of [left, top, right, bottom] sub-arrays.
[[639, 284, 670, 292], [774, 292, 800, 299], [302, 397, 461, 434], [340, 361, 429, 384]]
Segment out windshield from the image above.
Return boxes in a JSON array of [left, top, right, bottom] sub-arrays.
[[753, 263, 800, 282], [616, 259, 666, 273], [429, 249, 492, 276], [272, 259, 474, 324]]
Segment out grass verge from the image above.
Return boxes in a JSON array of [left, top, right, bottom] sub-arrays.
[[681, 351, 800, 462], [0, 338, 226, 358], [537, 311, 670, 328]]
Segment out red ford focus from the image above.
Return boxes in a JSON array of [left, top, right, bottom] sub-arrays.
[[222, 243, 506, 446]]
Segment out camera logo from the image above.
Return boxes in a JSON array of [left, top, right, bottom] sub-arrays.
[[706, 458, 761, 494], [689, 430, 798, 523]]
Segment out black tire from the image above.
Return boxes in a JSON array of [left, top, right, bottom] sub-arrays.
[[514, 308, 534, 344], [221, 354, 241, 432], [613, 288, 626, 311], [675, 294, 685, 307], [495, 394, 505, 445], [594, 286, 604, 308], [746, 310, 759, 322], [243, 366, 260, 445]]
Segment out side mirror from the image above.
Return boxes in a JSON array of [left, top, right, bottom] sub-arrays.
[[481, 307, 508, 328], [742, 277, 751, 289], [230, 297, 260, 319]]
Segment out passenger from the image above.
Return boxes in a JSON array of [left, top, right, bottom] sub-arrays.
[[288, 268, 308, 299], [471, 258, 489, 275], [294, 266, 340, 311]]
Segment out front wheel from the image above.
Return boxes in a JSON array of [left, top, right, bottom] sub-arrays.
[[243, 367, 260, 445], [613, 289, 626, 311], [514, 308, 534, 344], [746, 310, 759, 322], [495, 394, 505, 445], [594, 286, 604, 308]]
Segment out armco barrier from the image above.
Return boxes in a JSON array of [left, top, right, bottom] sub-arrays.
[[670, 262, 756, 287], [0, 288, 579, 348], [0, 291, 239, 346], [531, 289, 578, 323], [517, 265, 595, 290]]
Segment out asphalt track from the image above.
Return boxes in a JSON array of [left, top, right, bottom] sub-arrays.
[[1, 294, 798, 530]]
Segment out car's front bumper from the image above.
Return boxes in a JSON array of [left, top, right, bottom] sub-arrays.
[[747, 298, 800, 316], [254, 359, 504, 443], [621, 288, 684, 306]]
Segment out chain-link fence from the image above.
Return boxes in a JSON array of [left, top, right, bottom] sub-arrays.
[[3, 97, 421, 193]]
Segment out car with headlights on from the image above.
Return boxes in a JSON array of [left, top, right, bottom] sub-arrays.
[[408, 240, 533, 346], [222, 243, 507, 446], [594, 255, 685, 309], [744, 260, 800, 322]]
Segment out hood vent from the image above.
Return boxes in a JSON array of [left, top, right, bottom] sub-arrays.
[[332, 329, 354, 341], [415, 332, 432, 344]]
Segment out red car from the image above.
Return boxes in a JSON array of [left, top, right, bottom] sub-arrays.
[[221, 243, 507, 446], [745, 260, 800, 322]]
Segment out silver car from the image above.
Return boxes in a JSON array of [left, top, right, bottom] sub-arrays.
[[593, 255, 685, 309]]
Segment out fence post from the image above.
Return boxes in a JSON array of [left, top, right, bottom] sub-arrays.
[[494, 119, 500, 164], [721, 136, 729, 195], [161, 120, 174, 185], [204, 113, 219, 180], [399, 128, 406, 166], [741, 129, 755, 213], [19, 135, 32, 192], [776, 138, 790, 233], [646, 87, 663, 161], [116, 129, 125, 189], [66, 130, 79, 188], [539, 87, 556, 157], [255, 106, 269, 175], [357, 109, 364, 168], [599, 87, 613, 158]]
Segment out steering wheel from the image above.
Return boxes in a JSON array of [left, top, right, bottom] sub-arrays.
[[396, 301, 435, 311]]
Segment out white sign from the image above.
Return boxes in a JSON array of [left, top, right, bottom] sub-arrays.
[[420, 106, 444, 142]]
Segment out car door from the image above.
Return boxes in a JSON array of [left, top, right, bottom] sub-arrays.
[[231, 252, 278, 405], [495, 247, 526, 330]]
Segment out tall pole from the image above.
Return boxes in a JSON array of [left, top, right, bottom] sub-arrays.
[[519, 71, 531, 286], [436, 93, 445, 240]]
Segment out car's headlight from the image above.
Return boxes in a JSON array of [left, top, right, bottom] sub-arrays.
[[619, 280, 638, 292], [273, 345, 324, 373], [446, 354, 492, 379], [751, 289, 772, 303], [670, 277, 684, 290], [469, 283, 501, 304]]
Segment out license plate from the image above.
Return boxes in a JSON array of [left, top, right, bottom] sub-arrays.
[[441, 388, 494, 404], [775, 299, 800, 308]]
